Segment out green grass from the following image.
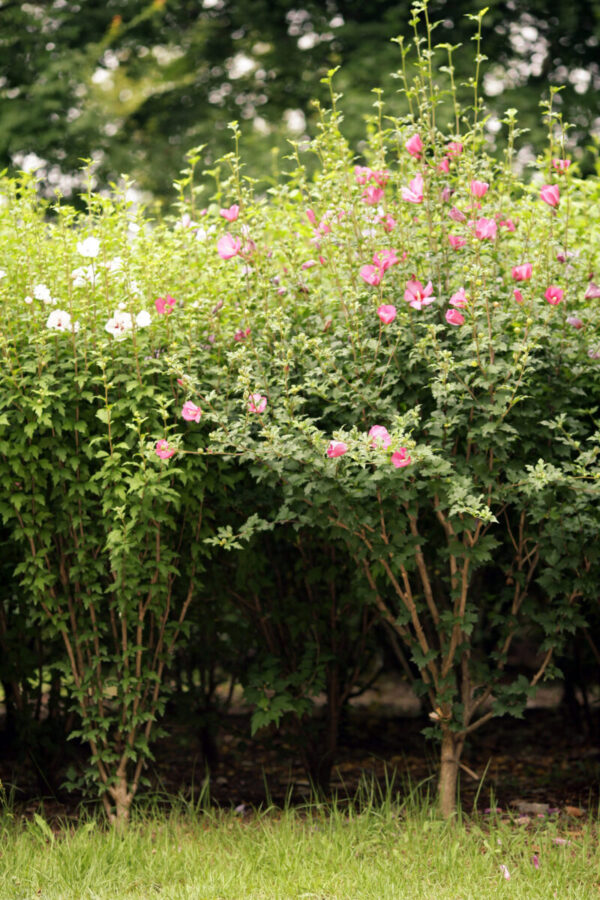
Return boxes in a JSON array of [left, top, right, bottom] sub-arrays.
[[0, 797, 598, 899]]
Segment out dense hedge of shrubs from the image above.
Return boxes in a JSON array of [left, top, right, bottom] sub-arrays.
[[1, 10, 600, 821]]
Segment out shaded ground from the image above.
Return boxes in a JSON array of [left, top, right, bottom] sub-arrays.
[[1, 679, 599, 820]]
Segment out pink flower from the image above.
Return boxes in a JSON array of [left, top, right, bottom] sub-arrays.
[[371, 169, 390, 187], [514, 288, 524, 303], [327, 441, 348, 458], [233, 327, 251, 341], [470, 180, 489, 198], [445, 308, 465, 326], [540, 184, 560, 207], [220, 204, 240, 222], [404, 279, 435, 310], [377, 304, 397, 324], [402, 173, 424, 204], [499, 865, 510, 881], [448, 235, 467, 249], [368, 425, 391, 449], [440, 185, 453, 203], [566, 315, 583, 329], [391, 448, 411, 468], [512, 263, 532, 281], [545, 284, 564, 305], [302, 259, 319, 270], [405, 134, 423, 158], [248, 393, 267, 414], [437, 157, 450, 173], [446, 141, 463, 157], [532, 854, 540, 870], [450, 288, 468, 308], [373, 249, 399, 272], [449, 206, 466, 223], [552, 158, 571, 172], [306, 208, 317, 225], [217, 233, 242, 259], [360, 265, 383, 287], [182, 401, 202, 423], [363, 185, 385, 205], [354, 166, 372, 185], [155, 439, 176, 460], [155, 294, 176, 315], [584, 282, 600, 299], [499, 218, 516, 231], [381, 214, 396, 233], [474, 217, 497, 240]]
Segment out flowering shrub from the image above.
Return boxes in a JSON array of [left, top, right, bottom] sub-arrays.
[[1, 5, 600, 820]]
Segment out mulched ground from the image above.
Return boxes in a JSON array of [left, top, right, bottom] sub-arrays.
[[2, 680, 599, 821]]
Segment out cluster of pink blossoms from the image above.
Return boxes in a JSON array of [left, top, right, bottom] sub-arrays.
[[359, 249, 401, 287], [326, 425, 411, 469]]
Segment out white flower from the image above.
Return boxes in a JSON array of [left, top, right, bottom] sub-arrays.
[[195, 225, 216, 243], [46, 309, 79, 332], [0, 268, 6, 279], [105, 310, 133, 340], [105, 256, 123, 272], [33, 283, 52, 303], [24, 295, 33, 305], [129, 280, 141, 295], [71, 265, 95, 287], [77, 236, 100, 258], [136, 310, 152, 328]]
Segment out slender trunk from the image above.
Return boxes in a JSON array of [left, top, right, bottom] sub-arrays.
[[438, 730, 464, 818], [107, 772, 133, 827]]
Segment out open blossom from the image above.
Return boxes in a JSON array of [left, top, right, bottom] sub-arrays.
[[362, 185, 385, 205], [512, 263, 532, 281], [450, 288, 468, 308], [155, 294, 176, 315], [437, 157, 450, 174], [499, 218, 516, 231], [540, 184, 560, 207], [77, 236, 100, 258], [405, 134, 423, 158], [217, 233, 242, 259], [370, 169, 390, 187], [445, 308, 465, 326], [470, 180, 489, 198], [327, 440, 348, 458], [380, 213, 396, 232], [220, 204, 240, 222], [0, 268, 6, 279], [105, 310, 133, 339], [448, 235, 467, 249], [33, 283, 53, 304], [182, 401, 202, 422], [46, 309, 79, 332], [474, 217, 497, 240], [584, 282, 600, 299], [404, 279, 435, 310], [360, 265, 383, 287], [402, 173, 424, 204], [368, 425, 391, 449], [155, 439, 176, 460], [391, 448, 411, 468], [545, 284, 564, 305], [373, 249, 399, 272], [135, 310, 152, 328], [234, 327, 251, 341], [248, 393, 267, 414], [552, 158, 571, 172], [377, 304, 397, 324]]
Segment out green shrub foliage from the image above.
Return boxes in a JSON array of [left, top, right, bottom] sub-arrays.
[[1, 5, 600, 819]]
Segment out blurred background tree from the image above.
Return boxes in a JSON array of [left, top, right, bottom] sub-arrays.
[[1, 0, 599, 206]]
